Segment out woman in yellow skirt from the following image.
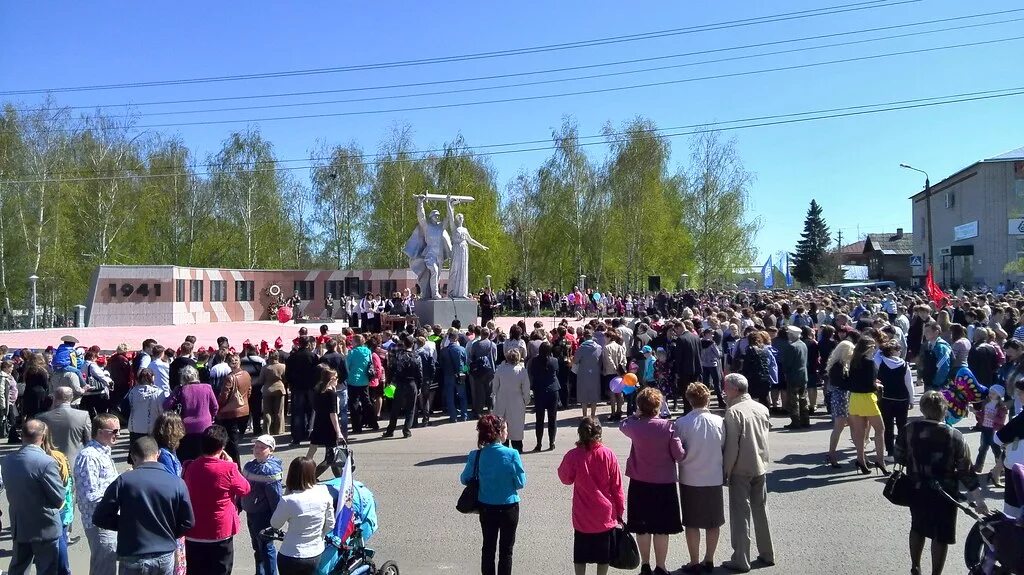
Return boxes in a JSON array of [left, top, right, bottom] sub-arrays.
[[846, 336, 889, 476]]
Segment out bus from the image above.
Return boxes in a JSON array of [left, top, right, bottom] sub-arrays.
[[817, 281, 897, 296]]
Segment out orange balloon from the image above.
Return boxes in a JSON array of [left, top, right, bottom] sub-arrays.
[[623, 373, 639, 387]]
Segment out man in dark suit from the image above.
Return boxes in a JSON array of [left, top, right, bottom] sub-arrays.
[[1, 419, 67, 575], [673, 320, 703, 412], [37, 386, 91, 464], [285, 337, 320, 445]]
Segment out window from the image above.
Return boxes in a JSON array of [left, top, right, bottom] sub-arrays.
[[325, 280, 345, 300], [235, 280, 255, 302], [1017, 238, 1024, 261], [175, 279, 186, 302], [379, 280, 398, 297], [344, 277, 363, 296], [190, 280, 203, 301], [210, 280, 227, 302], [294, 280, 314, 300]]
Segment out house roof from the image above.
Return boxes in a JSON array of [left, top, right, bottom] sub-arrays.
[[864, 232, 912, 255], [910, 145, 1024, 200], [840, 240, 865, 255], [984, 146, 1024, 162]]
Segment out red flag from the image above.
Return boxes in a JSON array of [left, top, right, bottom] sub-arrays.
[[925, 265, 948, 305]]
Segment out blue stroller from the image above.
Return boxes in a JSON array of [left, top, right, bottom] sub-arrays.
[[262, 473, 398, 575]]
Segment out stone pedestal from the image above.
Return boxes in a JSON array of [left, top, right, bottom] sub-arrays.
[[416, 298, 478, 329]]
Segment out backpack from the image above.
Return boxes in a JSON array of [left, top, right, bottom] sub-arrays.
[[469, 343, 494, 377], [747, 347, 772, 385]]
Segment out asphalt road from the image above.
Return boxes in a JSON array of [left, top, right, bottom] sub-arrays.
[[0, 401, 1003, 575]]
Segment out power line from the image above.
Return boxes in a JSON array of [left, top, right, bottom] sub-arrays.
[[19, 34, 1020, 133], [9, 85, 1021, 176], [16, 8, 1016, 113], [3, 85, 1021, 185], [67, 14, 1024, 121], [0, 0, 922, 96]]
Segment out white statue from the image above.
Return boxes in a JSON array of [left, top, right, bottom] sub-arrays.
[[445, 194, 488, 299], [403, 195, 452, 300]]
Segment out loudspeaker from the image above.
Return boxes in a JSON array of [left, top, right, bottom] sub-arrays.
[[647, 276, 661, 291]]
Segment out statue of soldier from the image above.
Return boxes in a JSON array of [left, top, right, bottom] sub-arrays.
[[404, 195, 452, 300]]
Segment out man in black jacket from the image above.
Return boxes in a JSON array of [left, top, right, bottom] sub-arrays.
[[673, 320, 703, 412], [93, 436, 194, 574], [285, 338, 319, 445]]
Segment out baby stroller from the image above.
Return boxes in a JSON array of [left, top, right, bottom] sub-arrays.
[[262, 465, 398, 575], [958, 464, 1024, 574]]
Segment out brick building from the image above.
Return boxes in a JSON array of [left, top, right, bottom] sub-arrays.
[[910, 146, 1024, 288], [86, 265, 449, 327]]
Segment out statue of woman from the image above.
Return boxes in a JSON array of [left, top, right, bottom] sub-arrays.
[[446, 194, 488, 299]]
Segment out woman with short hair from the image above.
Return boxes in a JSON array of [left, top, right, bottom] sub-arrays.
[[460, 415, 527, 575], [558, 417, 624, 575], [164, 365, 218, 463], [492, 349, 531, 453], [152, 411, 187, 574], [270, 457, 335, 575], [620, 387, 685, 575], [528, 341, 561, 451], [895, 390, 983, 575], [673, 383, 726, 573]]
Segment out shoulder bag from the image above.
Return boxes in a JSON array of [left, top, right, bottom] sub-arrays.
[[456, 449, 481, 514], [883, 439, 915, 507], [609, 519, 641, 570]]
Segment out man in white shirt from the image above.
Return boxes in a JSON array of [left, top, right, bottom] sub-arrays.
[[74, 413, 121, 575]]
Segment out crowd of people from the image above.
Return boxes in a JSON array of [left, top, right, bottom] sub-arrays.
[[0, 284, 1022, 575]]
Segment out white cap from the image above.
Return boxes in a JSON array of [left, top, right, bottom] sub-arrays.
[[254, 434, 276, 450]]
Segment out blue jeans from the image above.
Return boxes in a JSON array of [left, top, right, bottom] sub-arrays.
[[118, 552, 174, 575], [57, 526, 70, 575], [336, 385, 349, 440], [444, 375, 468, 423], [702, 366, 724, 406], [247, 512, 277, 575]]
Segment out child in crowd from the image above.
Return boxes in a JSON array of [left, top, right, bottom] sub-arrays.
[[975, 384, 1008, 486], [243, 435, 284, 575], [51, 335, 82, 378]]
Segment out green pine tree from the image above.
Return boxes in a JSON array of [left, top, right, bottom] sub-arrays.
[[791, 200, 832, 286]]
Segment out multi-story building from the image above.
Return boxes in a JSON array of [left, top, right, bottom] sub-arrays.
[[910, 146, 1024, 289]]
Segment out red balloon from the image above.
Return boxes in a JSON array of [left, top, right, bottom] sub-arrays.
[[277, 306, 293, 323]]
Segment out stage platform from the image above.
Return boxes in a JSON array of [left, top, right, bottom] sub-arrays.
[[0, 315, 590, 352]]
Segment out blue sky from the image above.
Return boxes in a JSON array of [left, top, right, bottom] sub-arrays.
[[2, 0, 1022, 263]]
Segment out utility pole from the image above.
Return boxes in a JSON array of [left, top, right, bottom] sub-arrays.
[[900, 164, 933, 269]]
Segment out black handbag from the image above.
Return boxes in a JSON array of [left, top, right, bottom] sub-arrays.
[[609, 524, 640, 570], [456, 449, 481, 514], [883, 465, 914, 507]]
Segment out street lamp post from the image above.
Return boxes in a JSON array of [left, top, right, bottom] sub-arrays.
[[680, 274, 689, 291], [579, 274, 586, 292], [900, 164, 933, 273], [28, 274, 38, 329], [485, 275, 492, 290]]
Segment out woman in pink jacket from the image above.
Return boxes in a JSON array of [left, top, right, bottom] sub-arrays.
[[558, 417, 625, 575]]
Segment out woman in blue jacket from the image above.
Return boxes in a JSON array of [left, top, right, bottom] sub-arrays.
[[460, 414, 527, 575]]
